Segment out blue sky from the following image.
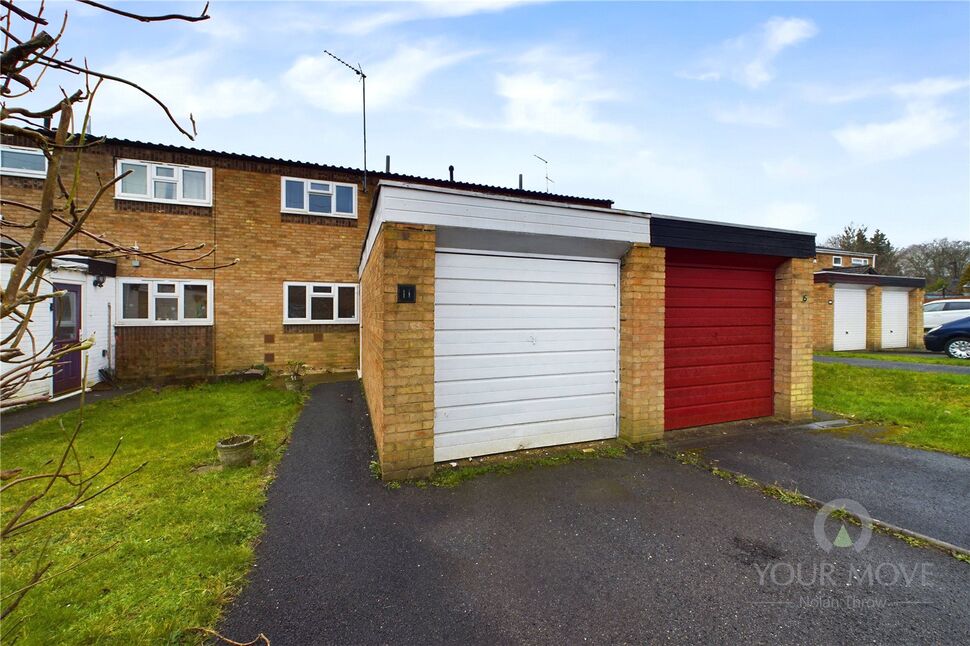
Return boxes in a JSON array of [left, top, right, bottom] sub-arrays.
[[35, 1, 970, 244]]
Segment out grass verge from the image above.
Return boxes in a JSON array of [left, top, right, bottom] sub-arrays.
[[815, 350, 965, 366], [406, 442, 628, 488], [659, 447, 969, 563], [0, 381, 303, 644], [814, 362, 970, 457]]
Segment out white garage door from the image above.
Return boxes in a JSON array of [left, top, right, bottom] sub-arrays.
[[434, 252, 619, 461], [882, 290, 909, 349], [833, 286, 867, 351]]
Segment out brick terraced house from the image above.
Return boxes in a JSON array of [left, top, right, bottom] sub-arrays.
[[812, 247, 925, 352], [2, 136, 817, 478]]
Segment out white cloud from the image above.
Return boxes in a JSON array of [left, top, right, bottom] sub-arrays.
[[353, 0, 541, 34], [712, 103, 784, 127], [684, 17, 818, 89], [484, 46, 633, 141], [97, 52, 275, 122], [283, 43, 477, 114], [833, 106, 958, 163], [890, 77, 970, 100], [831, 76, 968, 162], [762, 157, 814, 180]]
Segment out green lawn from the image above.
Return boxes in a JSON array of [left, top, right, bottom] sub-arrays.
[[814, 363, 970, 457], [0, 382, 303, 644], [814, 350, 965, 366]]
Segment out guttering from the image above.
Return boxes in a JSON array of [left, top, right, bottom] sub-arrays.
[[814, 270, 925, 289]]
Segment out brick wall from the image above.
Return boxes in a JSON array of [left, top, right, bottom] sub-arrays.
[[360, 223, 436, 480], [360, 231, 386, 456], [909, 289, 925, 348], [1, 140, 372, 377], [866, 286, 883, 350], [812, 282, 835, 350], [115, 326, 213, 379], [816, 251, 873, 269], [774, 258, 813, 422], [618, 245, 665, 442]]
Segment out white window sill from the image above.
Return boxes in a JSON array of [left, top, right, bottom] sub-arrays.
[[1, 169, 46, 179], [115, 320, 214, 327], [115, 195, 213, 208], [283, 319, 360, 325], [280, 209, 357, 219]]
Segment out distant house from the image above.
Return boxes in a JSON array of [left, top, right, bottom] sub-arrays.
[[812, 247, 925, 352]]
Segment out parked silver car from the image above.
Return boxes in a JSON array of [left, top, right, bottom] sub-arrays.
[[923, 298, 970, 330]]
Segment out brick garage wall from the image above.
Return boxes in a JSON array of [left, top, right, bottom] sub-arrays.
[[812, 282, 835, 350], [1, 139, 372, 377], [360, 223, 435, 480], [618, 245, 665, 442], [360, 231, 386, 456], [115, 326, 213, 380], [774, 258, 813, 421], [866, 286, 883, 350], [909, 289, 925, 349]]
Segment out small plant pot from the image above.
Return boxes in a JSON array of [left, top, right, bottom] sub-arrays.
[[284, 377, 305, 392], [216, 434, 256, 468]]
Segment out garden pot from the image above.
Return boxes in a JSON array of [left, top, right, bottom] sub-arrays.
[[284, 377, 304, 392], [216, 434, 256, 468]]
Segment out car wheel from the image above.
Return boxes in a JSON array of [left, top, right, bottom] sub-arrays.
[[944, 337, 970, 360]]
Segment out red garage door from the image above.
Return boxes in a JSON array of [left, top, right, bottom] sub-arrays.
[[665, 249, 782, 431]]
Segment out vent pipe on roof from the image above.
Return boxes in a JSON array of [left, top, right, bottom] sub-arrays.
[[448, 165, 454, 182], [385, 155, 390, 173], [518, 174, 523, 190]]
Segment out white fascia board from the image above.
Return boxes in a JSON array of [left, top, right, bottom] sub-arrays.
[[359, 181, 650, 276]]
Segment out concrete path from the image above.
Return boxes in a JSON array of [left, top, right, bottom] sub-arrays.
[[814, 354, 970, 375], [219, 382, 970, 645], [1, 388, 131, 434], [676, 426, 970, 550]]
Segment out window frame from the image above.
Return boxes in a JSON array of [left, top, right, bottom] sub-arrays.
[[280, 176, 358, 219], [851, 257, 869, 266], [115, 278, 214, 326], [831, 256, 843, 267], [283, 281, 359, 324], [114, 158, 213, 207], [1, 144, 48, 179]]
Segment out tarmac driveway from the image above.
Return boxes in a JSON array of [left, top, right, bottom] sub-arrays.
[[220, 382, 970, 645], [673, 426, 970, 551]]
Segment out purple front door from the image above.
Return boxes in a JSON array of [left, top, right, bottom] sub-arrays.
[[52, 282, 82, 395]]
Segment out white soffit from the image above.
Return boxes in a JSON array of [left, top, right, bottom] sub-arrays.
[[359, 181, 651, 276]]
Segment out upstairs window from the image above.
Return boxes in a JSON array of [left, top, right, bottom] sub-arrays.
[[851, 258, 869, 266], [117, 279, 213, 325], [1, 145, 47, 178], [284, 282, 358, 324], [281, 177, 357, 218], [831, 256, 843, 267], [115, 159, 212, 206]]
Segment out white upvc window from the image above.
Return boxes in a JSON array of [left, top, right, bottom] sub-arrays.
[[280, 177, 357, 218], [1, 144, 47, 178], [116, 278, 213, 326], [114, 159, 212, 206], [831, 256, 843, 267], [851, 257, 869, 266], [283, 282, 358, 324]]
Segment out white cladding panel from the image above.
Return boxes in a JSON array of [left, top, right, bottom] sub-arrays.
[[0, 263, 114, 403], [434, 252, 618, 461], [833, 286, 868, 351], [881, 290, 909, 349]]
